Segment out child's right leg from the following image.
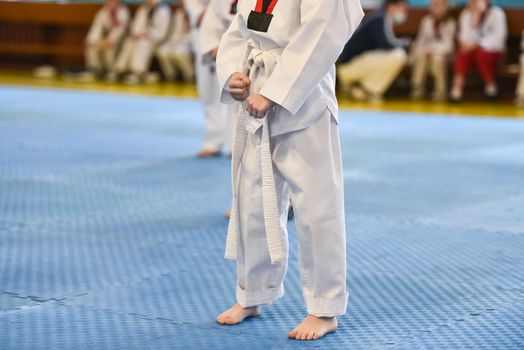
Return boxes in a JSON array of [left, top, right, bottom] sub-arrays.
[[429, 54, 447, 101], [197, 67, 224, 157], [450, 49, 473, 102], [411, 53, 428, 99], [217, 128, 290, 324], [112, 40, 133, 75], [156, 46, 176, 81]]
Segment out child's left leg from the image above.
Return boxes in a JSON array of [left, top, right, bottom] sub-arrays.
[[273, 112, 348, 340], [429, 54, 448, 101], [130, 39, 154, 76], [473, 48, 502, 98]]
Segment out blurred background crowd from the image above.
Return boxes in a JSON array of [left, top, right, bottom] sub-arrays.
[[0, 0, 523, 106]]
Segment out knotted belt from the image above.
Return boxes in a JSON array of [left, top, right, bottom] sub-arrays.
[[225, 41, 284, 264]]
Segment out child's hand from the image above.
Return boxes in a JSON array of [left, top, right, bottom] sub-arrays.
[[246, 94, 274, 119], [227, 73, 251, 101]]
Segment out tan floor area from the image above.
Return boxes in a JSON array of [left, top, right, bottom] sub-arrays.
[[1, 70, 523, 119]]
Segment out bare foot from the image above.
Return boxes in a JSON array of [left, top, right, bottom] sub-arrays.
[[288, 315, 338, 340], [197, 149, 221, 158], [216, 303, 260, 325], [224, 209, 231, 219]]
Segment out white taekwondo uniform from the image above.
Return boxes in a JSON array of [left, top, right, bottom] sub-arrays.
[[199, 0, 238, 153], [185, 0, 224, 153], [156, 7, 194, 82], [114, 1, 171, 75], [410, 14, 456, 99], [85, 4, 130, 73], [217, 0, 363, 316]]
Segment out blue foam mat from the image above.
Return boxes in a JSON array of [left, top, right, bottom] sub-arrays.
[[0, 86, 523, 349]]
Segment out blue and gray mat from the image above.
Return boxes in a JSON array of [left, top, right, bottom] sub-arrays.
[[0, 86, 523, 349]]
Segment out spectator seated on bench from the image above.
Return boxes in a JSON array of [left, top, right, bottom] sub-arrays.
[[84, 0, 130, 79], [337, 0, 411, 103], [109, 0, 171, 84], [409, 0, 456, 102], [450, 0, 507, 102]]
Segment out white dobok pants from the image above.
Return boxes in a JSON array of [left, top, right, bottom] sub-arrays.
[[114, 38, 155, 75], [193, 29, 228, 152], [338, 49, 407, 96], [156, 44, 195, 82], [85, 42, 118, 72], [235, 111, 348, 317], [411, 53, 448, 98]]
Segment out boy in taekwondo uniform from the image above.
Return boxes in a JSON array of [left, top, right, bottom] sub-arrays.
[[185, 0, 226, 157], [85, 0, 130, 77], [156, 5, 195, 83], [215, 0, 363, 341], [198, 0, 239, 156], [110, 0, 171, 83]]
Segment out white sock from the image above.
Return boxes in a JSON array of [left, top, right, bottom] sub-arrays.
[[485, 84, 498, 96], [450, 87, 462, 99]]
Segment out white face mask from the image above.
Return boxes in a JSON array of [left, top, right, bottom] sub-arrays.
[[392, 11, 407, 24]]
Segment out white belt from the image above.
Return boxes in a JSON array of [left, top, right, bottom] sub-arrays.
[[225, 42, 284, 264]]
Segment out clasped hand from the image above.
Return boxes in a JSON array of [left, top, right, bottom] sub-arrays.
[[227, 73, 274, 119]]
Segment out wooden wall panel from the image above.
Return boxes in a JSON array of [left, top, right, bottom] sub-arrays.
[[0, 2, 522, 69]]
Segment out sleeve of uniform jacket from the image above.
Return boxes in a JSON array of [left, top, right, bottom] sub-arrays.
[[259, 0, 364, 115], [200, 0, 227, 55], [478, 8, 507, 52], [149, 5, 172, 43], [86, 9, 105, 44], [107, 7, 131, 44], [184, 0, 207, 28], [216, 13, 248, 104]]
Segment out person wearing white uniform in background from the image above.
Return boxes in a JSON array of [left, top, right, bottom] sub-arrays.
[[185, 0, 225, 158], [215, 0, 363, 340], [84, 0, 130, 78], [156, 4, 195, 83], [515, 31, 524, 108], [337, 0, 410, 102], [110, 0, 171, 84], [199, 0, 238, 156], [410, 0, 456, 102], [449, 0, 507, 102]]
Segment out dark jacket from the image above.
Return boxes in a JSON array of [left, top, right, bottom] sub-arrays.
[[338, 12, 408, 64]]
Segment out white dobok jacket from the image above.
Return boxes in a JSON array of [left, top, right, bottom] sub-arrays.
[[458, 5, 507, 53], [86, 5, 130, 45], [216, 0, 364, 137], [200, 0, 238, 56]]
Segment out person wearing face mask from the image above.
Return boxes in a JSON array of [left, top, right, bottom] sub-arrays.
[[410, 0, 456, 102], [337, 0, 411, 103], [450, 0, 507, 102]]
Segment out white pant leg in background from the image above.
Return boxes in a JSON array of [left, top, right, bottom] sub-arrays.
[[171, 53, 195, 82], [193, 29, 224, 152], [130, 39, 155, 75], [429, 54, 447, 98], [338, 49, 407, 96], [157, 45, 176, 80], [85, 44, 102, 72], [113, 39, 134, 73], [411, 53, 428, 92], [517, 54, 524, 98], [236, 112, 348, 317]]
